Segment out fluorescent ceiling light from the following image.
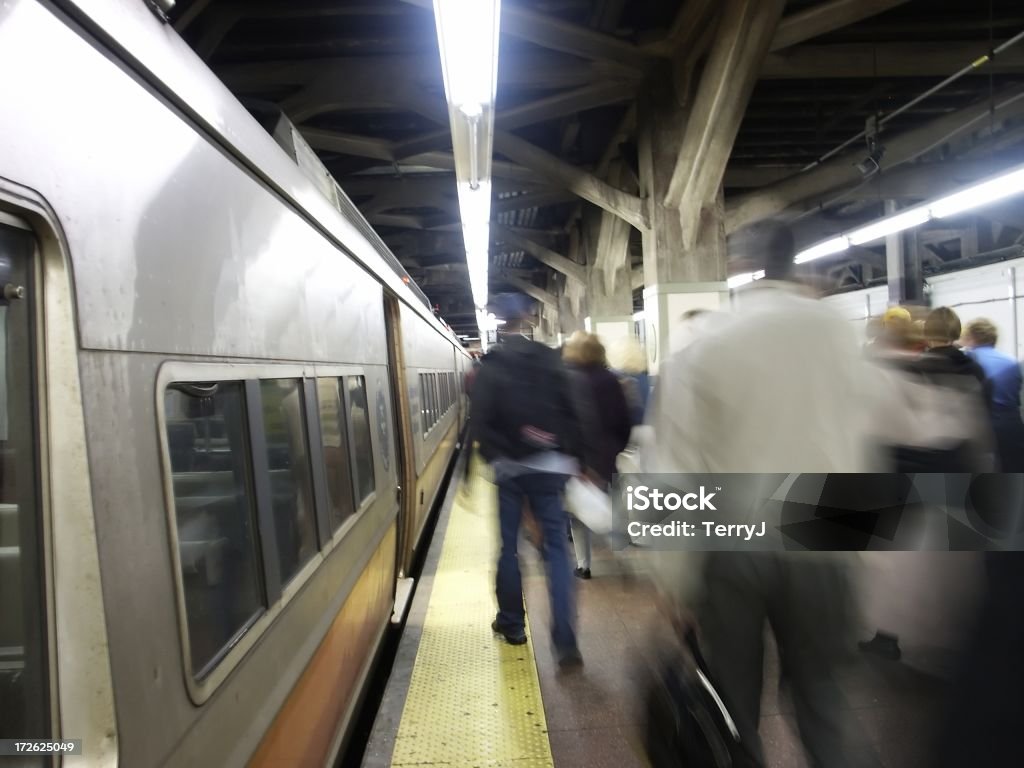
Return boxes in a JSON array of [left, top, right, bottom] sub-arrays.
[[847, 206, 930, 246], [433, 0, 500, 115], [929, 166, 1024, 219], [433, 0, 501, 318], [727, 270, 765, 289], [790, 163, 1024, 271], [794, 236, 849, 264]]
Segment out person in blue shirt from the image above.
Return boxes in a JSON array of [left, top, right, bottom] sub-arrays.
[[962, 317, 1024, 471]]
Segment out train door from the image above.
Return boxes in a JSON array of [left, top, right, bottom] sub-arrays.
[[0, 220, 48, 749], [383, 294, 417, 617]]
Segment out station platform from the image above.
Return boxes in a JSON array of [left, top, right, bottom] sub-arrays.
[[362, 454, 948, 768]]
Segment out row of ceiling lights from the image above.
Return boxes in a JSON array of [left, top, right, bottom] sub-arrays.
[[728, 163, 1024, 288]]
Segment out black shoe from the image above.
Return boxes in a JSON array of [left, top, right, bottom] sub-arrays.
[[491, 620, 527, 645], [574, 567, 591, 580], [557, 646, 584, 670], [859, 631, 901, 661]]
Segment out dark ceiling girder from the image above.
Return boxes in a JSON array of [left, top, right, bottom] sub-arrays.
[[727, 85, 1024, 232], [762, 40, 1024, 79], [769, 0, 911, 52], [493, 131, 647, 230]]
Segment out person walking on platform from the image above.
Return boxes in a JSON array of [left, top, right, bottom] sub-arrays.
[[646, 220, 879, 768], [961, 317, 1024, 470], [470, 293, 585, 668], [562, 332, 632, 579]]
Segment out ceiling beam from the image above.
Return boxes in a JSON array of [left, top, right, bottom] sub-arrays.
[[499, 273, 559, 310], [301, 129, 395, 162], [218, 52, 624, 94], [761, 40, 1024, 79], [400, 0, 656, 71], [726, 86, 1024, 233], [493, 131, 647, 230], [492, 224, 587, 283], [173, 0, 214, 32], [665, 0, 786, 244], [493, 189, 580, 214], [769, 0, 911, 52]]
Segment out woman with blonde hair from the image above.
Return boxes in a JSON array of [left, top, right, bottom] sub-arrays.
[[563, 332, 632, 579]]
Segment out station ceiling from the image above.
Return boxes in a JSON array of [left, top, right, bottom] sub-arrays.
[[169, 0, 1024, 335]]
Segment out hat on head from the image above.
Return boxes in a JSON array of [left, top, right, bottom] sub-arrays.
[[491, 292, 534, 321]]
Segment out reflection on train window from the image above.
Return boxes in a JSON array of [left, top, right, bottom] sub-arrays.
[[315, 378, 355, 532], [259, 379, 317, 584], [0, 224, 48, 748], [165, 382, 265, 678], [348, 376, 375, 504]]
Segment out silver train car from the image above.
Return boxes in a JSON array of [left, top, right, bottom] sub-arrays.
[[0, 1, 469, 765]]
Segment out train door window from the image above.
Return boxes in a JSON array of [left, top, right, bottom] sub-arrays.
[[347, 377, 376, 504], [0, 224, 48, 744], [418, 374, 427, 435], [165, 381, 265, 678], [315, 378, 356, 531], [427, 374, 435, 429], [258, 379, 317, 585]]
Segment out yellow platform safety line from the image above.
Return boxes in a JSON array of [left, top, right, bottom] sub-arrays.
[[391, 455, 554, 768]]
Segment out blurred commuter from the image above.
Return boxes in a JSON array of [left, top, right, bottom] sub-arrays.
[[562, 332, 632, 579], [470, 293, 584, 667], [962, 317, 1024, 470], [607, 335, 651, 427], [867, 307, 993, 472], [647, 220, 878, 768]]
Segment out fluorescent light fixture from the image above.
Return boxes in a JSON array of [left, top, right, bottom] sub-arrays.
[[584, 316, 592, 332], [847, 206, 930, 246], [432, 0, 501, 318], [727, 270, 765, 289], [929, 166, 1024, 219], [433, 0, 500, 115], [792, 163, 1024, 269], [794, 236, 849, 264]]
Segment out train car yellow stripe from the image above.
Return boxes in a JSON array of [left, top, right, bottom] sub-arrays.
[[391, 463, 554, 767]]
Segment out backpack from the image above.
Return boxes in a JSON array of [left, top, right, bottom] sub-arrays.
[[487, 341, 577, 460], [643, 631, 754, 768]]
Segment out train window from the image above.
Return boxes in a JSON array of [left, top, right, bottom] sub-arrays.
[[427, 374, 435, 429], [0, 224, 49, 745], [165, 381, 265, 678], [316, 378, 356, 531], [258, 379, 317, 585], [419, 374, 427, 435], [347, 377, 376, 504]]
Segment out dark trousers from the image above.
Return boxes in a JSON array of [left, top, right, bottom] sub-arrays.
[[495, 472, 577, 652], [698, 553, 878, 768]]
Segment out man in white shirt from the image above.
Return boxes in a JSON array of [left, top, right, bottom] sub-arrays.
[[647, 221, 878, 767]]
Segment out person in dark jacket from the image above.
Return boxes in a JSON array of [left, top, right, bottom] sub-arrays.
[[563, 332, 632, 579], [471, 294, 585, 668]]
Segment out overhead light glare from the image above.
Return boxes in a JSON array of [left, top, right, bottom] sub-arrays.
[[929, 166, 1024, 219], [433, 0, 500, 114], [794, 236, 849, 264], [848, 206, 931, 246], [727, 270, 765, 289]]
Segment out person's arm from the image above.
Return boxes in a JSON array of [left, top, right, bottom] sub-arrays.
[[470, 361, 507, 461]]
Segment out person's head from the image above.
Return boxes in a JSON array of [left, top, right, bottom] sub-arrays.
[[924, 306, 962, 347], [963, 317, 998, 349], [491, 292, 534, 333], [731, 219, 795, 281], [563, 331, 606, 367], [606, 335, 647, 374]]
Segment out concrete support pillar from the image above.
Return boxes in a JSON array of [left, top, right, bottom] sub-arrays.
[[638, 84, 727, 373], [580, 205, 635, 347]]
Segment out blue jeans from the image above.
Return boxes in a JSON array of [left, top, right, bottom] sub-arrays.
[[495, 472, 577, 651]]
